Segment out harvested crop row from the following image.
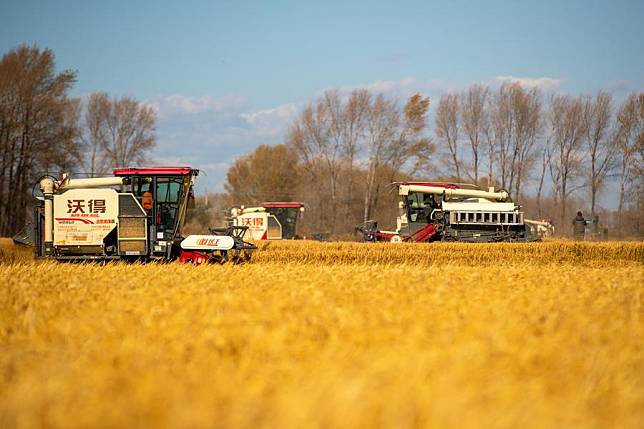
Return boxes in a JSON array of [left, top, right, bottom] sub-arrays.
[[251, 240, 644, 266]]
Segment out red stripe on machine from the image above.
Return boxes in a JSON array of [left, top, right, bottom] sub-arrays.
[[55, 218, 95, 224]]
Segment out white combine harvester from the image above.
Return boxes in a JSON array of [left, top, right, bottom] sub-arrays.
[[359, 182, 536, 243], [18, 167, 256, 264], [228, 202, 305, 240]]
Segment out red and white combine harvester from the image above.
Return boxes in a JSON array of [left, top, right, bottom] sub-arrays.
[[228, 202, 305, 240], [25, 167, 255, 263], [358, 182, 535, 243]]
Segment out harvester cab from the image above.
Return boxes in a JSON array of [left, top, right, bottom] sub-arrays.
[[30, 167, 255, 263], [229, 202, 305, 240], [359, 182, 535, 243]]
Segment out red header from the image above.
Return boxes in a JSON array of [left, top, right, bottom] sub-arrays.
[[113, 167, 196, 176], [262, 202, 305, 208]]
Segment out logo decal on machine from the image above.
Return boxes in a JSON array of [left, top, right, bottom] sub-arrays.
[[66, 199, 107, 214], [241, 217, 263, 227], [55, 217, 95, 224], [180, 235, 235, 250], [197, 238, 220, 246]]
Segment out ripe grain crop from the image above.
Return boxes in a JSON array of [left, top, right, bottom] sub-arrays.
[[1, 239, 643, 428], [251, 239, 644, 266]]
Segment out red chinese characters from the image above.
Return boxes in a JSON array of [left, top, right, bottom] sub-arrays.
[[67, 199, 107, 214], [241, 217, 263, 227], [67, 199, 85, 213], [88, 199, 106, 213]]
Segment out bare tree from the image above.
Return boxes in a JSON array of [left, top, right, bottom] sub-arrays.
[[99, 96, 156, 169], [342, 90, 370, 219], [582, 91, 616, 216], [490, 84, 513, 189], [82, 92, 111, 176], [482, 96, 497, 187], [488, 83, 542, 198], [287, 90, 431, 231], [0, 45, 79, 236], [460, 84, 489, 184], [362, 93, 431, 223], [388, 93, 432, 176], [435, 93, 461, 178], [287, 94, 341, 231], [615, 92, 644, 230], [515, 87, 541, 199], [535, 140, 551, 219], [363, 95, 399, 224], [548, 94, 587, 228]]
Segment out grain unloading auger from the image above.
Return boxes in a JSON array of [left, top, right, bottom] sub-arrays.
[[357, 182, 536, 243], [20, 167, 256, 264]]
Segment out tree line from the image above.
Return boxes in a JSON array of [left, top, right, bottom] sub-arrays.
[[0, 45, 156, 236], [224, 85, 643, 238], [434, 84, 642, 232]]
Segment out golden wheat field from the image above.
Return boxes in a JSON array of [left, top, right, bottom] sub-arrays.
[[1, 238, 643, 429]]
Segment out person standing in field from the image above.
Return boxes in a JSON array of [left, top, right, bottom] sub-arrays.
[[572, 211, 587, 240]]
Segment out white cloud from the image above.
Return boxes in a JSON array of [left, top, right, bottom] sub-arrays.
[[148, 95, 249, 118], [332, 77, 418, 96], [495, 75, 562, 90], [145, 95, 299, 193], [241, 103, 299, 136]]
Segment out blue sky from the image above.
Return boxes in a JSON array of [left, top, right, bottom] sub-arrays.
[[2, 0, 643, 200]]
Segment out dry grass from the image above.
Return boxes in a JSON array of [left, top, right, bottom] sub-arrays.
[[0, 238, 32, 264], [1, 239, 643, 428]]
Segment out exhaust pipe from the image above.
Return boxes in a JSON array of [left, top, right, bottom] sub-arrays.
[[39, 177, 55, 253]]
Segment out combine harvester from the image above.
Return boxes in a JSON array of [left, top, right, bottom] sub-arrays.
[[228, 202, 305, 240], [16, 167, 255, 264], [359, 182, 536, 243]]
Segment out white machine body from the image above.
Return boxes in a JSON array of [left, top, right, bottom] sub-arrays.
[[229, 203, 305, 240], [232, 210, 274, 240]]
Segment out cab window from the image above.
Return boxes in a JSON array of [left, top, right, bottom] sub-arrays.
[[156, 177, 183, 232], [131, 177, 153, 198], [406, 192, 436, 224], [156, 178, 182, 203]]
